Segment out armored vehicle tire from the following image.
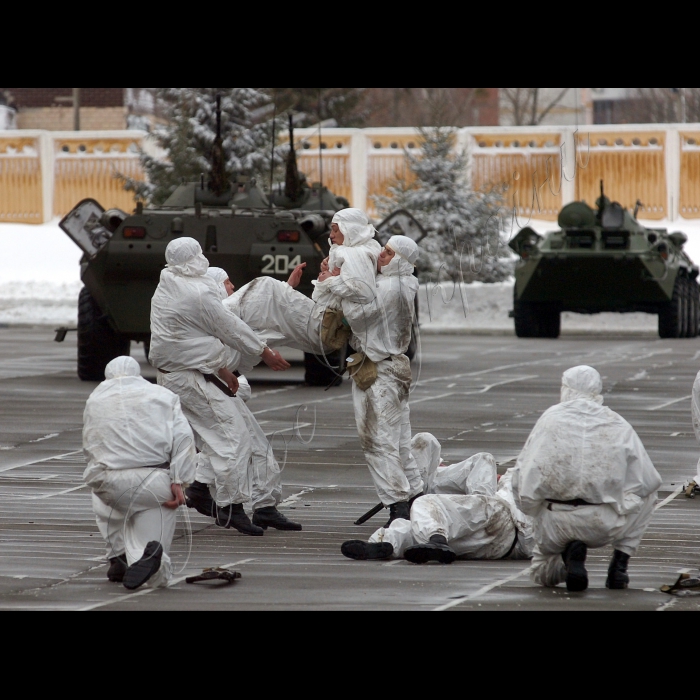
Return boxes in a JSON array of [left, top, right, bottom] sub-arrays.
[[689, 280, 700, 338], [680, 277, 690, 338], [514, 300, 561, 339], [78, 287, 131, 382], [659, 277, 686, 339], [305, 351, 344, 388]]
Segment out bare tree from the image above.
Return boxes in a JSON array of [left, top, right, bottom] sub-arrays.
[[360, 88, 493, 127], [623, 88, 700, 123], [501, 88, 572, 125], [419, 88, 491, 127]]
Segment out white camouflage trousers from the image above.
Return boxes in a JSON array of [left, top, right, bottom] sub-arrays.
[[159, 370, 280, 510], [530, 494, 657, 588], [352, 355, 424, 506], [89, 468, 176, 589], [229, 277, 326, 356]]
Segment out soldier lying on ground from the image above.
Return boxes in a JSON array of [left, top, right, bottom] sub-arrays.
[[341, 434, 534, 564]]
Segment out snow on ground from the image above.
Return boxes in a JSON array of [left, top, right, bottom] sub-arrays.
[[418, 281, 658, 335], [3, 216, 700, 331], [0, 221, 82, 326]]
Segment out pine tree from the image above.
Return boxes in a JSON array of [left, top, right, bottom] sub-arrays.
[[374, 127, 513, 283], [123, 88, 280, 205]]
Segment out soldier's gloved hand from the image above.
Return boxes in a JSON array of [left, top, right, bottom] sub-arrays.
[[218, 368, 239, 395], [262, 347, 291, 372]]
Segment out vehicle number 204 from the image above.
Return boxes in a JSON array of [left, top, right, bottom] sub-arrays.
[[261, 255, 303, 275]]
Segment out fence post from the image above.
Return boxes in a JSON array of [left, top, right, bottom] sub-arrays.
[[350, 129, 368, 212], [39, 131, 54, 224], [561, 128, 577, 206], [666, 126, 681, 222]]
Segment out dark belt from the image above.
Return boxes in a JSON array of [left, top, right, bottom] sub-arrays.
[[149, 463, 170, 471], [547, 499, 599, 511], [201, 372, 237, 398], [159, 368, 237, 398], [502, 531, 520, 560]]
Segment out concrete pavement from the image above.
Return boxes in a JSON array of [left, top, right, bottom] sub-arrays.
[[1, 328, 699, 610]]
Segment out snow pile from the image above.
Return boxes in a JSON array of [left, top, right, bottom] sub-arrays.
[[0, 221, 82, 283], [0, 281, 81, 326], [418, 281, 658, 335], [0, 221, 82, 326]]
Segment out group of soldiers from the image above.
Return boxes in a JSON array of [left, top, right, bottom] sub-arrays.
[[83, 207, 675, 595]]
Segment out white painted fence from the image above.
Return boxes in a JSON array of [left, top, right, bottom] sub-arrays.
[[3, 124, 700, 224]]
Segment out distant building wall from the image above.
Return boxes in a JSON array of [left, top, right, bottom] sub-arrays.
[[363, 88, 499, 127], [16, 107, 128, 131], [1, 89, 129, 131]]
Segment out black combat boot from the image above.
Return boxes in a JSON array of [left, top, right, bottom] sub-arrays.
[[216, 504, 264, 537], [107, 555, 128, 583], [123, 542, 163, 591], [606, 550, 631, 590], [341, 541, 395, 561], [253, 507, 303, 532], [563, 541, 589, 593], [185, 481, 216, 519], [384, 501, 411, 529], [405, 535, 457, 566]]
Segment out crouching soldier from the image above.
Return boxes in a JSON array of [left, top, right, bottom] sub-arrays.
[[514, 366, 662, 593], [83, 357, 197, 591]]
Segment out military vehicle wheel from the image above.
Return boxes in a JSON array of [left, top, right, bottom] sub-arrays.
[[680, 277, 691, 338], [689, 281, 700, 338], [684, 278, 700, 338], [305, 351, 344, 388], [78, 287, 131, 381], [659, 278, 685, 339], [514, 299, 560, 339], [514, 299, 538, 338], [539, 307, 562, 339]]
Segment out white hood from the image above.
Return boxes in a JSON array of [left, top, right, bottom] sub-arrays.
[[166, 238, 210, 278], [381, 236, 419, 278], [105, 356, 142, 380], [561, 366, 604, 405], [333, 209, 377, 248], [207, 267, 230, 301]]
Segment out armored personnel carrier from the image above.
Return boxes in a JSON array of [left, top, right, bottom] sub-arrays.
[[510, 183, 700, 339], [57, 111, 349, 385]]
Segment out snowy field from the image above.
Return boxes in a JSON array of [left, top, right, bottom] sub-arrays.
[[2, 218, 700, 331], [0, 222, 82, 326]]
